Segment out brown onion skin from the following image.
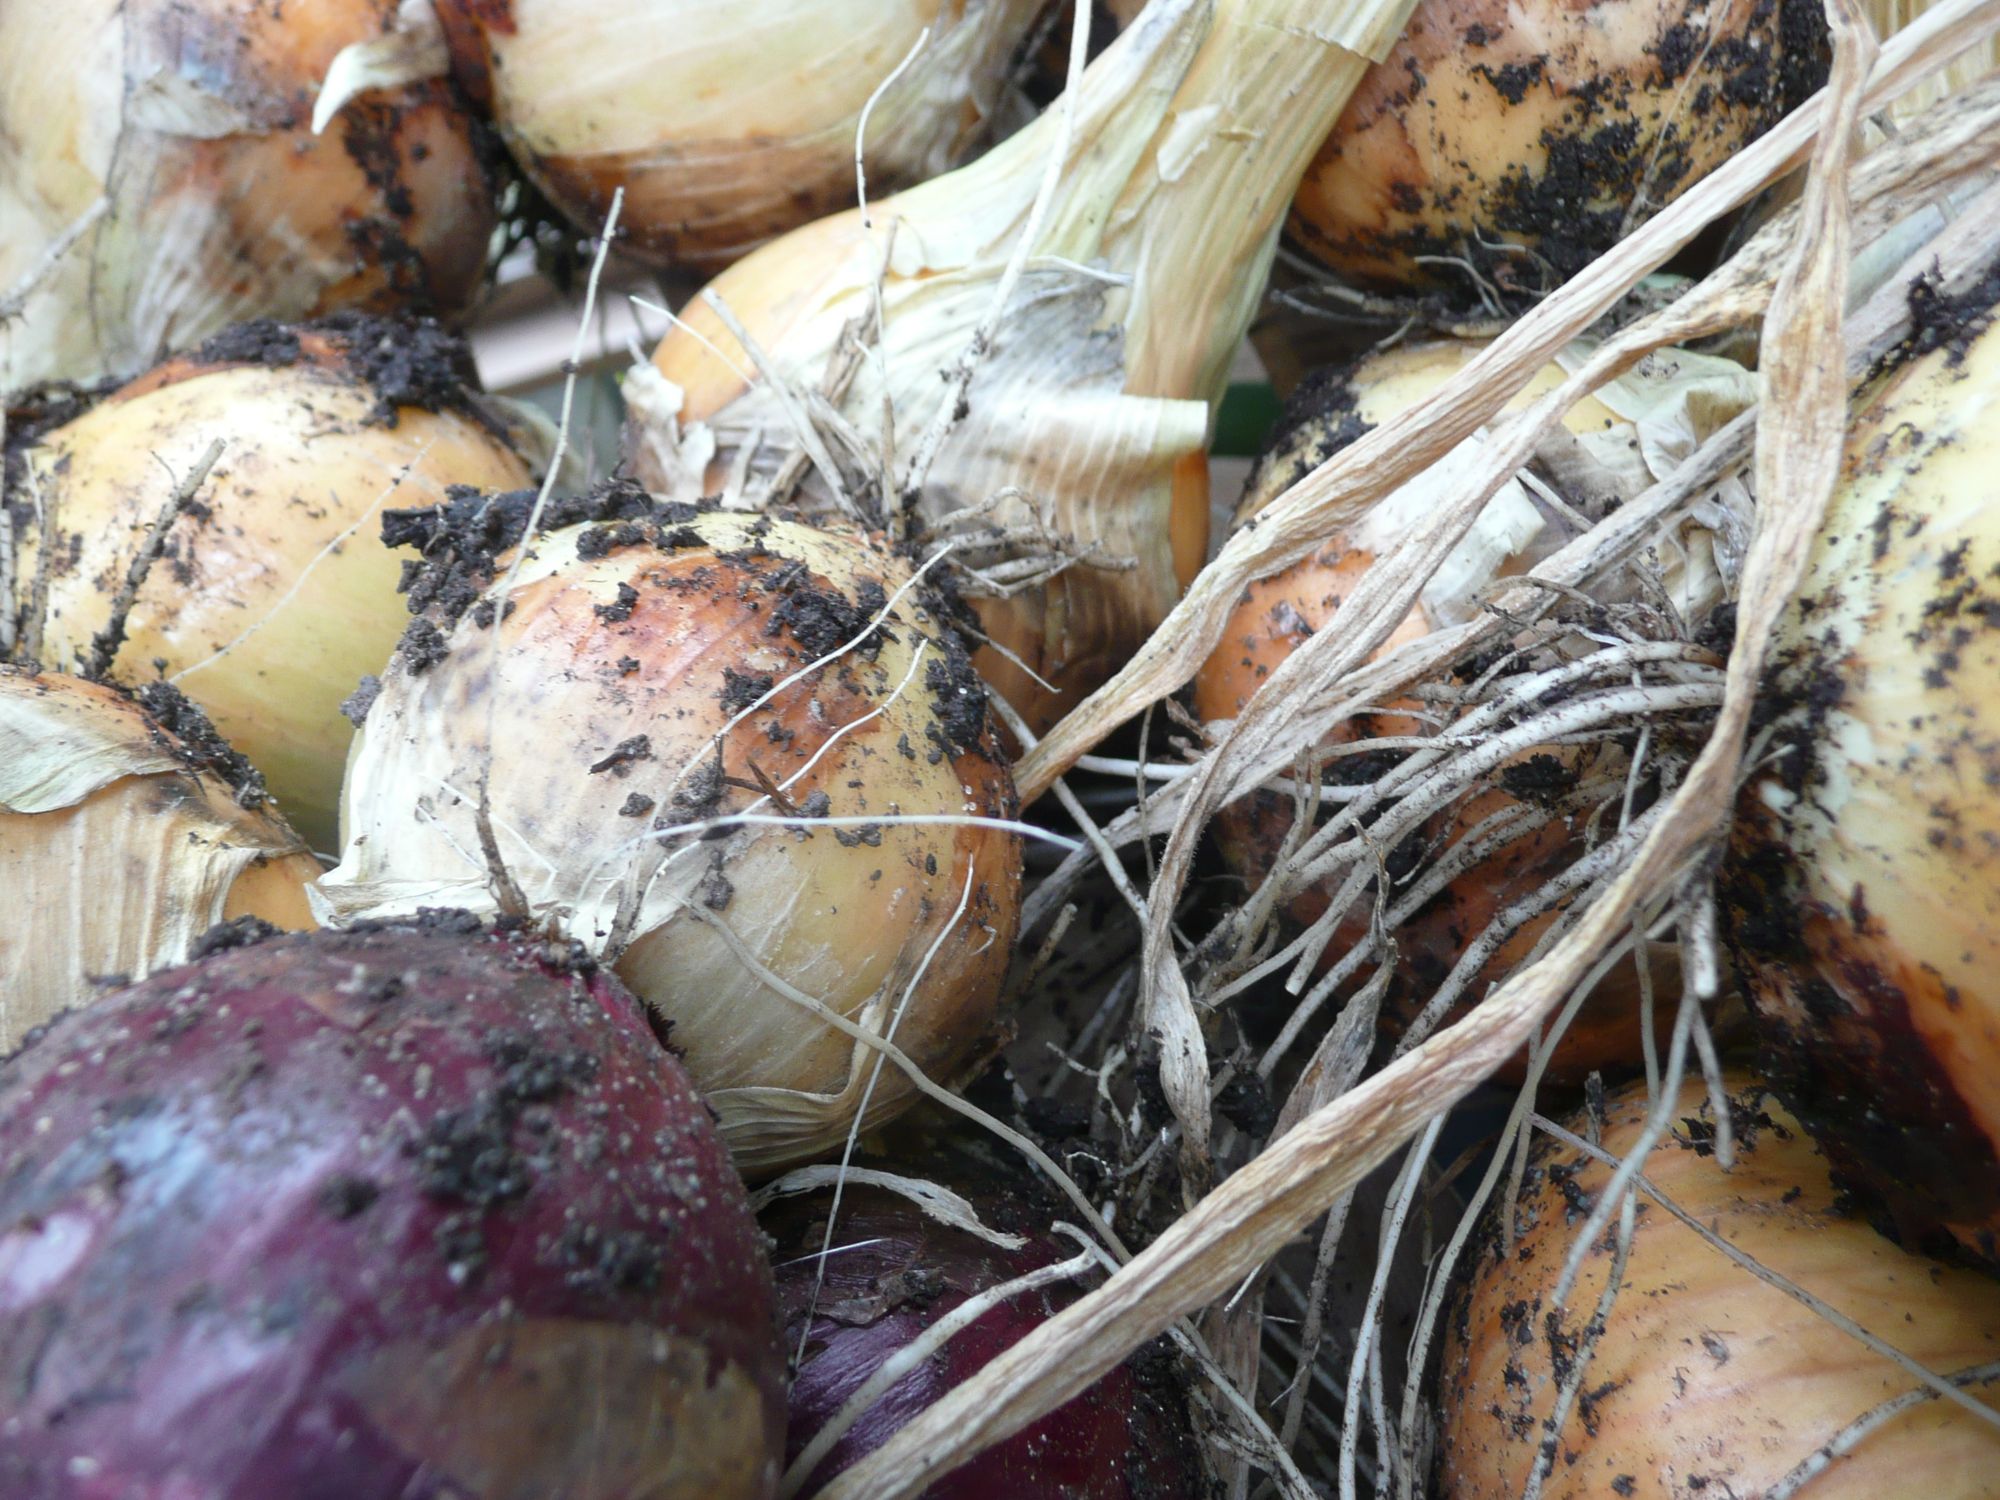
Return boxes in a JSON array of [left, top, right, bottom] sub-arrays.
[[1439, 1074, 2000, 1499], [0, 921, 785, 1499], [765, 1148, 1211, 1498], [1287, 0, 1825, 292]]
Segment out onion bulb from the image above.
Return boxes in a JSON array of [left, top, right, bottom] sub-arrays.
[[5, 315, 555, 850], [1440, 1073, 2000, 1498], [0, 918, 785, 1498], [629, 0, 1419, 733], [1724, 290, 2000, 1265], [0, 0, 500, 394], [316, 0, 1050, 270], [763, 1137, 1206, 1498], [1194, 337, 1752, 1077], [0, 666, 318, 1052], [1288, 0, 1826, 292], [316, 498, 1023, 1174]]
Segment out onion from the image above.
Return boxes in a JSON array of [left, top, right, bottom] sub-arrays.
[[762, 1140, 1206, 1497], [0, 918, 785, 1497], [5, 315, 555, 850], [1440, 1073, 2000, 1499], [316, 497, 1023, 1174], [1287, 0, 1826, 292], [356, 0, 1054, 270], [628, 0, 1418, 733], [1194, 336, 1752, 1076], [0, 666, 318, 1051], [1723, 285, 2000, 1264], [0, 0, 501, 393]]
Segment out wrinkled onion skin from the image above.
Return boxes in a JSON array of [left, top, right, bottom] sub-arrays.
[[0, 0, 499, 392], [1724, 303, 2000, 1265], [766, 1179, 1209, 1498], [1440, 1075, 2000, 1499], [1290, 0, 1823, 290], [0, 925, 785, 1500]]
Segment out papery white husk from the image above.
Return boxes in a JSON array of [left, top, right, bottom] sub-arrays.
[[0, 670, 318, 1051], [314, 512, 1022, 1173], [0, 0, 496, 393]]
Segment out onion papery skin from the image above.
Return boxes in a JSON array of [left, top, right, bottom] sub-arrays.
[[1195, 339, 1750, 1080], [1440, 1074, 2000, 1499], [0, 666, 319, 1051], [764, 1151, 1209, 1498], [1288, 0, 1825, 292], [428, 0, 1046, 270], [317, 504, 1023, 1175], [1723, 300, 2000, 1265], [0, 0, 500, 394], [0, 921, 784, 1499], [6, 316, 550, 850]]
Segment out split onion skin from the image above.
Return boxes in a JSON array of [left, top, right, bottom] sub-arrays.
[[765, 1148, 1210, 1498], [319, 500, 1023, 1175], [1194, 343, 1660, 1081], [0, 920, 786, 1499], [1440, 1074, 2000, 1499], [0, 0, 500, 392], [429, 0, 1045, 269], [0, 667, 319, 1051], [6, 316, 549, 850], [1288, 0, 1826, 291], [1724, 294, 2000, 1265]]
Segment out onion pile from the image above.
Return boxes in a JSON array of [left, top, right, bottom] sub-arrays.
[[4, 315, 554, 849], [317, 497, 1023, 1173], [0, 918, 785, 1497], [1288, 0, 1826, 291], [1440, 1074, 2000, 1499], [1195, 336, 1752, 1076], [0, 0, 500, 393], [0, 666, 318, 1050], [631, 0, 1416, 732], [1725, 287, 2000, 1264], [763, 1139, 1207, 1497]]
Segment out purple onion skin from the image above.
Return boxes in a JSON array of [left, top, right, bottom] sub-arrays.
[[768, 1182, 1210, 1499], [0, 921, 785, 1500]]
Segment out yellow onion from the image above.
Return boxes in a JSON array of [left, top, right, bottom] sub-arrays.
[[1288, 0, 1826, 292], [315, 0, 1048, 270], [1724, 290, 2000, 1265], [1441, 1073, 2000, 1499], [630, 0, 1419, 733], [0, 0, 500, 394], [1194, 336, 1751, 1078], [0, 666, 318, 1051], [4, 316, 554, 851], [315, 500, 1023, 1174]]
